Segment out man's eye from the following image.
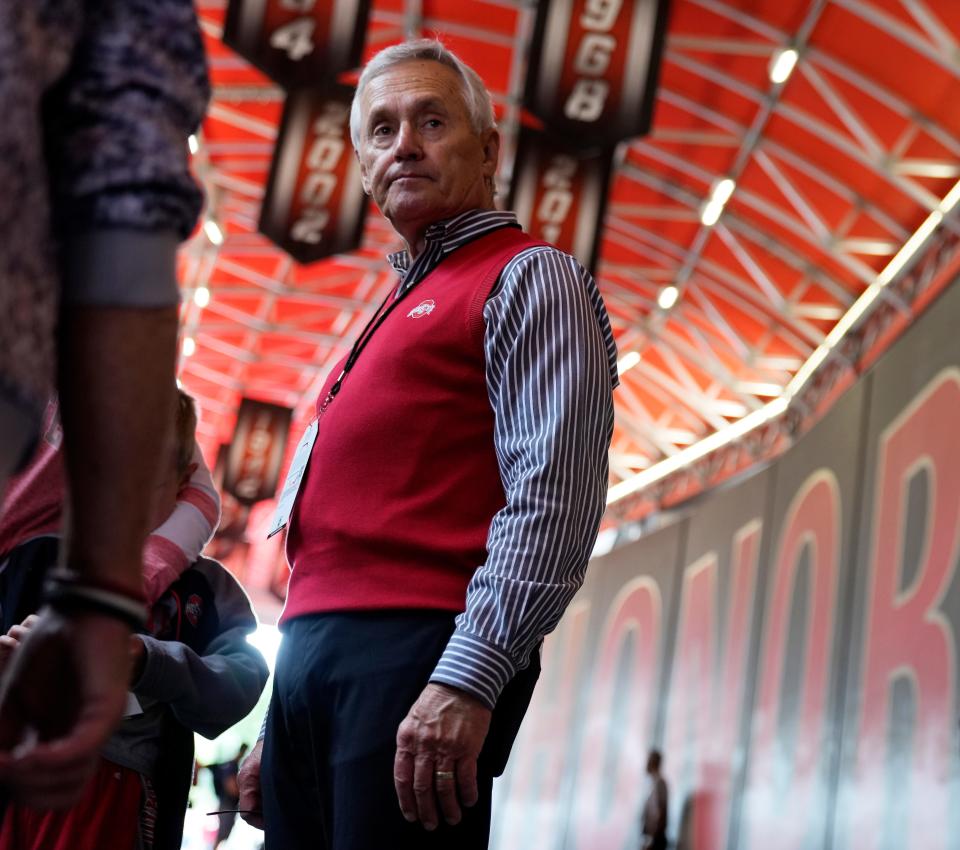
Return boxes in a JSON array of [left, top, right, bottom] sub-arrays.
[[424, 119, 442, 129], [373, 125, 392, 136]]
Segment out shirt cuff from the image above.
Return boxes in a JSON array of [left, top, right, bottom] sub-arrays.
[[259, 711, 269, 742], [131, 634, 164, 696], [61, 228, 181, 308], [429, 631, 517, 710]]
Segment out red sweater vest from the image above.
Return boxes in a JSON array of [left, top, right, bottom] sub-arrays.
[[281, 227, 544, 623]]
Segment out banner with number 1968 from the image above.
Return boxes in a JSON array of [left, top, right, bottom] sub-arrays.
[[523, 0, 671, 148]]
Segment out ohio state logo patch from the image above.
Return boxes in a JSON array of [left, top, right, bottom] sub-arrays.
[[185, 593, 203, 627], [407, 299, 436, 319]]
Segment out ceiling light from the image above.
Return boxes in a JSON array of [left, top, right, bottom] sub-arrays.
[[894, 160, 960, 179], [838, 239, 898, 256], [700, 178, 736, 226], [182, 337, 196, 357], [188, 134, 200, 155], [657, 285, 680, 310], [701, 200, 723, 226], [203, 219, 224, 246], [769, 48, 799, 84], [617, 351, 642, 375], [193, 286, 211, 308], [711, 178, 736, 206]]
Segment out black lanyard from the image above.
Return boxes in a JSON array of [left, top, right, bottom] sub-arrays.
[[318, 279, 420, 414]]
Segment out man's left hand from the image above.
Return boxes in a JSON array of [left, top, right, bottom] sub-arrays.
[[394, 682, 492, 831]]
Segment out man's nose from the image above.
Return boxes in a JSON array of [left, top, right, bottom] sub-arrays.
[[393, 122, 422, 160]]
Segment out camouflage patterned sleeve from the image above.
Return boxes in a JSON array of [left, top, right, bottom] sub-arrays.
[[45, 0, 210, 240]]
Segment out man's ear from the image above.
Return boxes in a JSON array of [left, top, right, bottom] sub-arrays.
[[480, 128, 501, 178], [357, 148, 372, 196]]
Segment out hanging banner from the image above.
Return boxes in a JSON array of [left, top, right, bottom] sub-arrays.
[[222, 399, 293, 505], [509, 129, 613, 272], [207, 444, 252, 562], [223, 0, 371, 90], [259, 87, 367, 264], [524, 0, 670, 147]]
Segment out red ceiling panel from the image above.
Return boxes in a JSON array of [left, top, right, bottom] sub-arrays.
[[184, 0, 960, 511]]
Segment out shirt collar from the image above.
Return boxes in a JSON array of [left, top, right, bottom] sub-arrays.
[[386, 209, 519, 276]]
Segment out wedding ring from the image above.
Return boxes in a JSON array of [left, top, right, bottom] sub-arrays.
[[435, 770, 455, 781]]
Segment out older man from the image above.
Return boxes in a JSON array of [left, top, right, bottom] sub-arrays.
[[239, 39, 618, 849]]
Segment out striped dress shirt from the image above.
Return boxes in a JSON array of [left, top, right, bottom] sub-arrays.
[[387, 209, 619, 709]]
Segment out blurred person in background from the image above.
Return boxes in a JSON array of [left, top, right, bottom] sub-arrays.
[[0, 0, 209, 807], [208, 742, 249, 849], [639, 750, 669, 850], [0, 390, 269, 850]]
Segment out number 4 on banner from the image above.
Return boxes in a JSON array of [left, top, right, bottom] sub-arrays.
[[270, 17, 316, 62]]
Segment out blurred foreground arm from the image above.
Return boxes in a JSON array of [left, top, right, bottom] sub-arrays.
[[0, 0, 208, 808]]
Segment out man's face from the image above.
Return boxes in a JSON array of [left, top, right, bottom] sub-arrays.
[[357, 60, 499, 231]]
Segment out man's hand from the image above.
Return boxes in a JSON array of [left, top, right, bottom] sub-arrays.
[[394, 682, 492, 831], [0, 607, 132, 809], [238, 738, 265, 829]]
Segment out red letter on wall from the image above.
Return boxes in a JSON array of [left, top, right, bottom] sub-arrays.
[[494, 601, 591, 850], [570, 577, 663, 850], [741, 471, 840, 850], [851, 369, 960, 850], [665, 520, 762, 850]]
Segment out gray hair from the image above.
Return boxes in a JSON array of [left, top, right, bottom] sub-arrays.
[[349, 39, 496, 150]]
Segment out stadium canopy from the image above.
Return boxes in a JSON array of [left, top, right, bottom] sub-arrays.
[[185, 0, 960, 523]]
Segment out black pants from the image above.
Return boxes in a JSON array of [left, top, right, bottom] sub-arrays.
[[262, 611, 539, 850]]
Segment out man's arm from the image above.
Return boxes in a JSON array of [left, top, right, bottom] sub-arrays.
[[132, 563, 269, 738], [432, 246, 617, 705], [143, 444, 222, 603], [49, 0, 210, 595], [395, 246, 617, 828]]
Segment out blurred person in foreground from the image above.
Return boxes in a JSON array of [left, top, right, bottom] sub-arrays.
[[0, 0, 209, 808], [238, 39, 618, 849], [0, 390, 269, 850]]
